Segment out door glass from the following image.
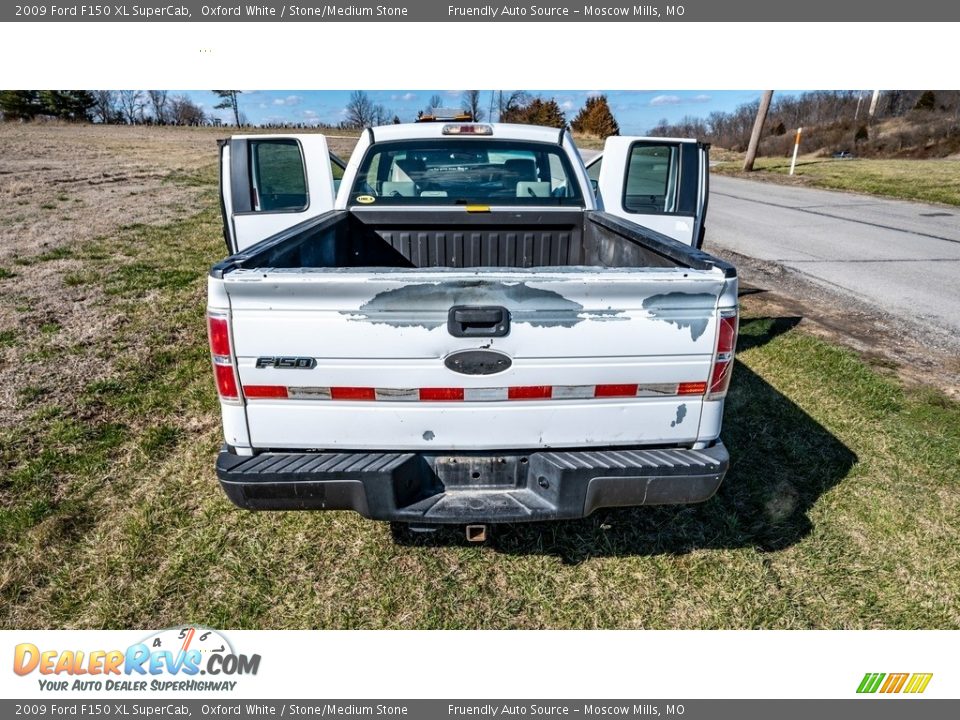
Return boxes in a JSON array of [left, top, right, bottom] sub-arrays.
[[330, 156, 345, 194], [624, 144, 679, 214], [586, 158, 602, 182], [249, 139, 307, 212]]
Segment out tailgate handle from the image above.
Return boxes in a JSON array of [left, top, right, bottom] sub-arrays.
[[448, 306, 510, 337]]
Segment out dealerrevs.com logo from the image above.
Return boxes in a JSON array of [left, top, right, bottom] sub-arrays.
[[13, 627, 260, 692]]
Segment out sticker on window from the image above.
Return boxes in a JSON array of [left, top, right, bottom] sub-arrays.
[[356, 195, 376, 204]]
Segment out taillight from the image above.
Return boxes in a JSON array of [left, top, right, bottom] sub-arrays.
[[207, 313, 240, 402], [707, 308, 738, 400]]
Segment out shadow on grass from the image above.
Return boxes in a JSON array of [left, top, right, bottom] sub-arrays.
[[395, 316, 858, 563]]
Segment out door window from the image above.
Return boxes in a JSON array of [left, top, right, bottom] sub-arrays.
[[623, 144, 679, 214], [249, 139, 307, 212]]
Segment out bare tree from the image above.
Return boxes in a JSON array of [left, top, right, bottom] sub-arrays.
[[462, 91, 484, 121], [345, 90, 375, 128], [147, 90, 169, 124], [371, 103, 392, 126], [169, 94, 206, 125], [427, 94, 442, 112], [91, 90, 118, 123], [117, 90, 145, 124], [495, 91, 530, 122]]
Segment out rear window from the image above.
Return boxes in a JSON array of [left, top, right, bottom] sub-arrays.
[[349, 139, 583, 206]]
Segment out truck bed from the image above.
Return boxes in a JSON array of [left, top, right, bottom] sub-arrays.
[[212, 209, 733, 277]]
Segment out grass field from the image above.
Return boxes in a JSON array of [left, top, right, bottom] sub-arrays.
[[1, 125, 959, 629], [713, 156, 960, 206]]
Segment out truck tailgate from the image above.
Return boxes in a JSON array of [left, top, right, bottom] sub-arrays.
[[221, 268, 726, 450]]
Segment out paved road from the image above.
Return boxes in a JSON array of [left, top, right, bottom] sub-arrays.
[[706, 176, 960, 338]]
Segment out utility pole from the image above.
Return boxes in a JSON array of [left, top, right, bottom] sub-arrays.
[[742, 90, 774, 172]]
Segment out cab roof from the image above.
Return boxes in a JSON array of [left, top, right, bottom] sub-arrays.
[[368, 122, 564, 144]]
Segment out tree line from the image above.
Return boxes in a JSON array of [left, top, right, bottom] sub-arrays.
[[648, 90, 960, 152], [0, 90, 215, 125], [1, 89, 623, 136], [342, 90, 620, 136]]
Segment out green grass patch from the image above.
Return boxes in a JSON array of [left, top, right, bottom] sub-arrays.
[[64, 270, 97, 287], [0, 267, 16, 280], [37, 247, 74, 262], [714, 157, 960, 206]]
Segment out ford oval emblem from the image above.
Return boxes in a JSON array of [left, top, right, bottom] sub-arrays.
[[444, 349, 512, 376]]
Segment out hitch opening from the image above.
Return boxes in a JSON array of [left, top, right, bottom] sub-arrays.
[[465, 524, 488, 543]]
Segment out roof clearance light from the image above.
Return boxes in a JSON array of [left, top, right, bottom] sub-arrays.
[[442, 124, 493, 136]]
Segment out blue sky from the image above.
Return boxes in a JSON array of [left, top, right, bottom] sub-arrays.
[[179, 90, 767, 133]]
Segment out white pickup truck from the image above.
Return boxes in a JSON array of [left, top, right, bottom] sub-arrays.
[[207, 122, 738, 537]]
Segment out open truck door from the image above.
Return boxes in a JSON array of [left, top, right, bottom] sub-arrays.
[[586, 137, 709, 248], [219, 134, 341, 253]]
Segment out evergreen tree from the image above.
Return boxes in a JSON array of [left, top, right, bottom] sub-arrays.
[[500, 98, 566, 128], [0, 91, 42, 120], [213, 91, 242, 126], [39, 91, 95, 120], [570, 95, 620, 137]]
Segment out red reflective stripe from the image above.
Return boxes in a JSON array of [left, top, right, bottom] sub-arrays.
[[594, 383, 639, 397], [508, 385, 552, 400], [677, 381, 707, 395], [207, 316, 231, 356], [330, 386, 376, 401], [243, 385, 288, 399], [419, 387, 465, 401], [272, 383, 714, 401], [213, 363, 239, 399]]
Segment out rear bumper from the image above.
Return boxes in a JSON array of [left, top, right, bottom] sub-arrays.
[[216, 443, 729, 524]]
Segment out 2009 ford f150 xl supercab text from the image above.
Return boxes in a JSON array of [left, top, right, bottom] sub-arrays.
[[208, 122, 738, 535]]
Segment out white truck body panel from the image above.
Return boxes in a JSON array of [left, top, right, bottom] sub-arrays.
[[220, 267, 727, 450]]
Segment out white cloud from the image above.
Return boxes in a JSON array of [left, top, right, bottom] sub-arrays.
[[585, 90, 603, 98], [560, 100, 574, 111], [273, 95, 303, 106], [692, 94, 712, 103], [650, 95, 682, 106], [391, 92, 417, 102], [302, 110, 318, 117]]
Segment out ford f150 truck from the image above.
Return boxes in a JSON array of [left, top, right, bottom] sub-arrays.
[[208, 122, 738, 537]]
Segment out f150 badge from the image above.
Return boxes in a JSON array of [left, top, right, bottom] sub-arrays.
[[255, 357, 316, 369]]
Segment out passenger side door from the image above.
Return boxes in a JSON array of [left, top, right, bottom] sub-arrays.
[[588, 137, 709, 248], [220, 134, 337, 253]]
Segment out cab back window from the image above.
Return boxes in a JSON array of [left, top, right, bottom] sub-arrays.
[[350, 139, 583, 206]]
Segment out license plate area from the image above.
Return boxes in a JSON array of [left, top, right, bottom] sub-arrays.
[[428, 454, 530, 490]]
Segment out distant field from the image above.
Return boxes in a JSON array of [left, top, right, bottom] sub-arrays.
[[713, 156, 960, 206], [1, 124, 958, 629]]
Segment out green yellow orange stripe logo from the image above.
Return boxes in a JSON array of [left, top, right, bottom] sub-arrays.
[[857, 672, 932, 694]]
